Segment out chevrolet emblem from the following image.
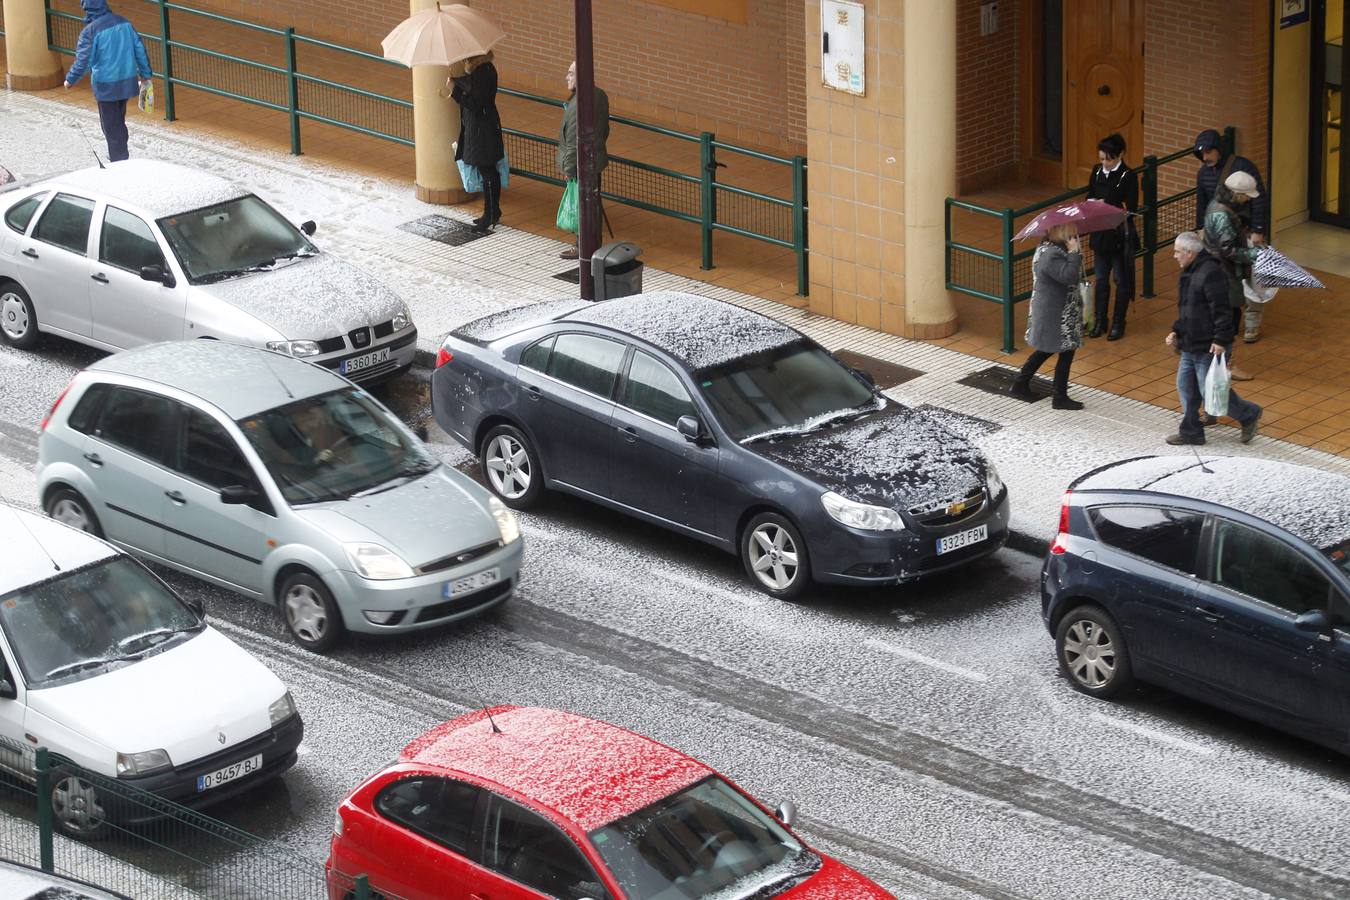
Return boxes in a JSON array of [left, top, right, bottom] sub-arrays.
[[946, 499, 969, 516]]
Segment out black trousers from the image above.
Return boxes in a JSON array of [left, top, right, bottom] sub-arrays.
[[1017, 349, 1076, 396], [97, 99, 130, 162], [1092, 246, 1135, 325], [477, 164, 501, 222]]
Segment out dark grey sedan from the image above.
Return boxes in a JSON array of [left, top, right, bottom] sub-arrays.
[[431, 292, 1009, 599]]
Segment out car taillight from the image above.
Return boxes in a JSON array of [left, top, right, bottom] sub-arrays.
[[40, 380, 74, 432], [1049, 490, 1072, 555], [435, 347, 454, 368]]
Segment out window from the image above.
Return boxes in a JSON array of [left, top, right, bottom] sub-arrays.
[[157, 194, 315, 284], [4, 192, 47, 234], [482, 796, 607, 900], [621, 352, 695, 426], [1087, 505, 1204, 574], [32, 193, 95, 255], [101, 207, 165, 273], [93, 388, 174, 464], [1330, 590, 1350, 632], [375, 777, 481, 856], [547, 334, 625, 398], [66, 383, 110, 435], [175, 407, 254, 490], [520, 335, 555, 372], [1213, 519, 1332, 614]]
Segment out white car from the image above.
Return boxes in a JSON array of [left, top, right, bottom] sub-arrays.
[[0, 159, 416, 382], [0, 503, 303, 838]]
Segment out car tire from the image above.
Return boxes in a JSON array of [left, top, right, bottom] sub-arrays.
[[740, 512, 811, 600], [1055, 604, 1134, 699], [480, 424, 543, 510], [44, 487, 103, 538], [0, 282, 39, 349], [51, 774, 109, 840], [280, 571, 345, 653]]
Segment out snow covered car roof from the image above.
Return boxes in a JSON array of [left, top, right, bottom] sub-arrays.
[[561, 292, 803, 370], [1, 503, 115, 594], [1072, 455, 1350, 550], [399, 706, 713, 831], [49, 159, 246, 219], [452, 299, 591, 344]]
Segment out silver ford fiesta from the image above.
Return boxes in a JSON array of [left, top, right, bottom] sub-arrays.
[[36, 340, 522, 652]]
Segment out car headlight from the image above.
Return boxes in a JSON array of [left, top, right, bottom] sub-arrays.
[[820, 490, 906, 532], [489, 496, 520, 544], [268, 691, 297, 727], [265, 339, 321, 358], [985, 463, 1004, 499], [391, 304, 412, 332], [344, 542, 415, 579], [116, 748, 172, 777]]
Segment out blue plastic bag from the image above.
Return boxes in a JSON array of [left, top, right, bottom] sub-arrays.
[[456, 153, 510, 194]]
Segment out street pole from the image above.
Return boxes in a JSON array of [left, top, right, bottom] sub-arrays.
[[575, 0, 597, 300]]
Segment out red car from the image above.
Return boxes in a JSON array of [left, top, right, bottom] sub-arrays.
[[326, 706, 894, 900]]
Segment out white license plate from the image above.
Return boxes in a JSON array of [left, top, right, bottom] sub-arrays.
[[340, 347, 391, 375], [444, 567, 499, 598], [936, 524, 988, 555], [196, 754, 263, 792]]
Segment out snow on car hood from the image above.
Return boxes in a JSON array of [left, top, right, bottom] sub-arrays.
[[781, 855, 896, 898], [294, 466, 503, 569], [753, 404, 989, 513], [25, 627, 284, 770], [194, 252, 405, 340]]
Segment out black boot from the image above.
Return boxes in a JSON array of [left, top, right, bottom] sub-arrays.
[[1052, 394, 1085, 410], [1009, 379, 1036, 400], [1107, 320, 1125, 341]]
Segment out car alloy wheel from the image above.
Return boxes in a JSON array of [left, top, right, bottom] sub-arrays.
[[1055, 605, 1133, 699], [0, 284, 38, 349], [281, 572, 344, 653], [51, 775, 108, 839], [741, 512, 811, 600], [44, 488, 103, 537], [480, 425, 543, 510]]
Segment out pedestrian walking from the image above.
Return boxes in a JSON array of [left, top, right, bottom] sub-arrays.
[[1194, 128, 1269, 343], [1200, 171, 1263, 394], [557, 60, 610, 260], [451, 52, 505, 234], [1085, 133, 1138, 341], [1164, 231, 1262, 445], [1010, 224, 1086, 410], [62, 0, 153, 163]]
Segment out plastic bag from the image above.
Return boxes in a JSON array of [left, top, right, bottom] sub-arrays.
[[1203, 353, 1230, 418], [1079, 280, 1095, 333], [1242, 276, 1278, 305], [137, 80, 154, 114], [456, 154, 510, 194], [556, 179, 579, 233]]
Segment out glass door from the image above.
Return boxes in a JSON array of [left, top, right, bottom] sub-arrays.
[[1312, 0, 1350, 224]]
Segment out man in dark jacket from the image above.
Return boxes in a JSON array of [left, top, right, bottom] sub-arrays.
[[63, 0, 153, 163], [1086, 132, 1138, 340], [1164, 232, 1261, 446], [1193, 129, 1267, 238], [557, 60, 610, 260]]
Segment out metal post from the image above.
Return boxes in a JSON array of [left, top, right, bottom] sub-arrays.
[[35, 748, 53, 873], [354, 874, 370, 900], [1000, 208, 1015, 354], [158, 0, 175, 121], [1141, 154, 1158, 298], [792, 155, 808, 295], [574, 0, 598, 301], [699, 131, 715, 271], [285, 28, 301, 155]]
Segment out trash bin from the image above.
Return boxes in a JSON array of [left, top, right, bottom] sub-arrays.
[[590, 241, 643, 302]]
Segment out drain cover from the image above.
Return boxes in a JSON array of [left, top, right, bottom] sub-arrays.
[[553, 267, 581, 283], [958, 364, 1051, 402], [831, 350, 923, 390], [915, 404, 1002, 439], [399, 215, 490, 247]]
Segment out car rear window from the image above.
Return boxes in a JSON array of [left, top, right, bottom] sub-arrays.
[[546, 333, 625, 398], [4, 192, 48, 234], [1087, 505, 1204, 574], [66, 383, 111, 434]]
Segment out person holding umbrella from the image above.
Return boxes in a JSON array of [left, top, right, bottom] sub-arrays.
[[451, 52, 505, 233], [1010, 223, 1087, 410]]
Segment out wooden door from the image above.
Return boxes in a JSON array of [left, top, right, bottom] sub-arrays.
[[1063, 0, 1144, 187]]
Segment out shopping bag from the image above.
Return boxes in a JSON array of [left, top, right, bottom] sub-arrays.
[[1203, 353, 1230, 419], [137, 80, 154, 114], [455, 154, 509, 194], [1079, 280, 1095, 333], [1242, 276, 1278, 306], [556, 179, 579, 233]]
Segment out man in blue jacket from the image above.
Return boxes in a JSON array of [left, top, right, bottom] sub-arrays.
[[63, 0, 153, 163]]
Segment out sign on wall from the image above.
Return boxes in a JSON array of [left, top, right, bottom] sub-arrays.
[[821, 0, 865, 96], [1280, 0, 1309, 28]]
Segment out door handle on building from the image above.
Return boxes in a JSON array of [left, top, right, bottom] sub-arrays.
[[1097, 84, 1111, 96]]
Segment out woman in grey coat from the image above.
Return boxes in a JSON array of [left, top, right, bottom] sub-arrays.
[[1010, 223, 1086, 409]]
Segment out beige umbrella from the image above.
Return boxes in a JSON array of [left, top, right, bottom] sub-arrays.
[[381, 2, 506, 67]]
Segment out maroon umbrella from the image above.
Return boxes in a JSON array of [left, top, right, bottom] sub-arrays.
[[1014, 199, 1129, 241]]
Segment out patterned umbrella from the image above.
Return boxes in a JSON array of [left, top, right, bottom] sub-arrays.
[[1013, 199, 1129, 241], [1252, 245, 1325, 289]]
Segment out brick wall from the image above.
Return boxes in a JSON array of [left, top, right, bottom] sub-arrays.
[[955, 0, 1020, 191]]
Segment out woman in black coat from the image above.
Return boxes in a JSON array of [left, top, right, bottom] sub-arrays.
[[451, 52, 505, 233], [1085, 132, 1138, 340]]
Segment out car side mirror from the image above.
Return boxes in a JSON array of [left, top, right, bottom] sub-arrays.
[[1294, 609, 1331, 633], [139, 264, 175, 288], [0, 674, 16, 700], [300, 220, 317, 236], [677, 415, 705, 444], [220, 484, 259, 505], [775, 799, 798, 828]]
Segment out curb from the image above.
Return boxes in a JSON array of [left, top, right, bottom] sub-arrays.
[[414, 348, 437, 370]]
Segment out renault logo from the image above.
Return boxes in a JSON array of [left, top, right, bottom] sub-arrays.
[[217, 732, 227, 745]]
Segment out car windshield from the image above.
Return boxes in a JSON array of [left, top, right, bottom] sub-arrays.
[[588, 776, 820, 900], [0, 557, 202, 687], [238, 388, 438, 505], [157, 194, 316, 284], [697, 341, 877, 443], [1325, 538, 1350, 575]]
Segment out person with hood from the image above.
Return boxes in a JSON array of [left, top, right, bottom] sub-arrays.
[[450, 52, 505, 234], [63, 0, 153, 163], [1164, 231, 1262, 446], [1010, 223, 1086, 410], [557, 60, 610, 260], [1193, 128, 1269, 344]]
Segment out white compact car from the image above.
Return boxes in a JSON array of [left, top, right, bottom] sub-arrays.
[[0, 159, 416, 382], [0, 503, 303, 838]]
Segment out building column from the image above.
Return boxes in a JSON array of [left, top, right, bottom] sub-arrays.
[[3, 0, 65, 91], [901, 0, 957, 337], [409, 0, 468, 204]]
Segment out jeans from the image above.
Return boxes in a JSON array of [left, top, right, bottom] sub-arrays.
[[1092, 246, 1135, 325], [1177, 349, 1260, 441], [97, 99, 130, 162]]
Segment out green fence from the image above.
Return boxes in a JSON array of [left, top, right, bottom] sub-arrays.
[[42, 0, 809, 294], [945, 126, 1237, 352]]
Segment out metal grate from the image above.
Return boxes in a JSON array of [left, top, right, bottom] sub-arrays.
[[716, 187, 792, 243], [398, 215, 492, 247], [300, 80, 412, 141], [958, 364, 1053, 401]]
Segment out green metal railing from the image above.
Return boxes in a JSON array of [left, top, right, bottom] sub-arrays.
[[945, 126, 1237, 352], [43, 0, 809, 294]]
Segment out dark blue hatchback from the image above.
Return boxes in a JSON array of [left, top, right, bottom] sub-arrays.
[[1042, 455, 1350, 753]]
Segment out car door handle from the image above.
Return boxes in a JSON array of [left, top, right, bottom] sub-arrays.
[[165, 490, 186, 505], [82, 452, 103, 467], [1193, 605, 1225, 623], [91, 272, 109, 284], [618, 425, 638, 442], [21, 248, 38, 259], [524, 385, 542, 401]]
